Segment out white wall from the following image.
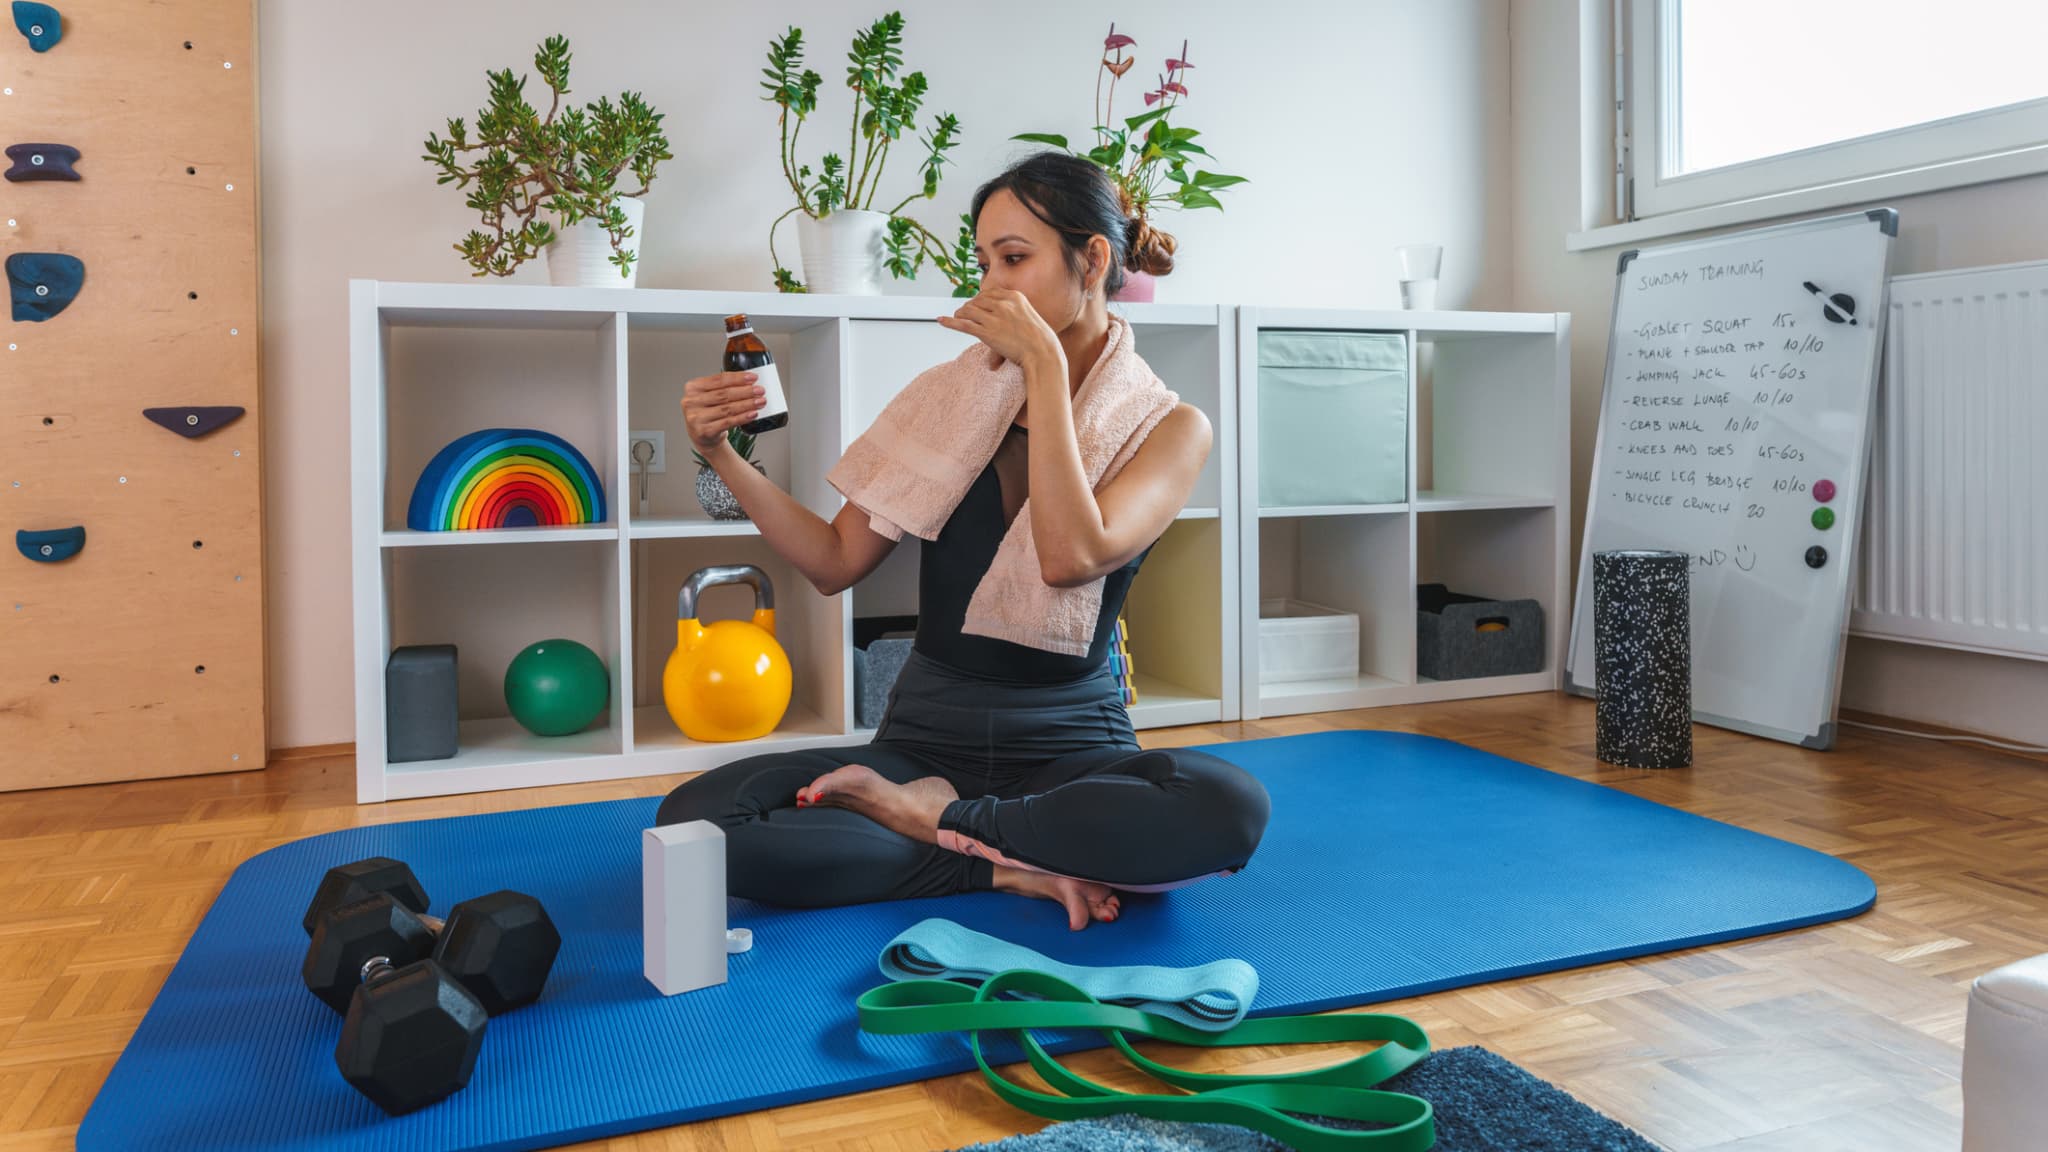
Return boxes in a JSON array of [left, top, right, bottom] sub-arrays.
[[258, 0, 1512, 748], [1511, 0, 2048, 746]]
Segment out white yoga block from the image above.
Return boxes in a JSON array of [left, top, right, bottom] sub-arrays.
[[1962, 952, 2048, 1151], [643, 820, 728, 996]]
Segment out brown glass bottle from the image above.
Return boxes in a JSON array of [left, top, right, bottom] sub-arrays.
[[724, 313, 788, 435]]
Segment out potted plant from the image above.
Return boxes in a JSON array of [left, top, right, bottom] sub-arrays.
[[423, 35, 673, 287], [760, 13, 980, 296], [1012, 24, 1246, 301], [691, 427, 761, 521]]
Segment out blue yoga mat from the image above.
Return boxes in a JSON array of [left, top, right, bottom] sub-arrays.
[[79, 731, 1874, 1151]]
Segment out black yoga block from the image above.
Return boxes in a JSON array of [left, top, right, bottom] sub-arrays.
[[386, 644, 458, 764], [1593, 550, 1692, 769], [1416, 584, 1544, 681]]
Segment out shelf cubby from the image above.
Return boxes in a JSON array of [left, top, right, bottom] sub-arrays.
[[378, 312, 621, 536], [626, 533, 850, 755], [1124, 514, 1232, 727], [1411, 506, 1565, 703], [623, 311, 847, 533], [1248, 512, 1415, 715], [377, 538, 625, 796]]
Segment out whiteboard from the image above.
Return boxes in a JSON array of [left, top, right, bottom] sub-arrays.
[[1567, 210, 1897, 748]]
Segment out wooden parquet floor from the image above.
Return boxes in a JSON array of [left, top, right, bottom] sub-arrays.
[[4, 692, 2042, 1151]]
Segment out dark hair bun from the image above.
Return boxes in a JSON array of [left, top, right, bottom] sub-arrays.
[[1125, 216, 1177, 277]]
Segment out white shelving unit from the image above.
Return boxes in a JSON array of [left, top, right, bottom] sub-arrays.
[[350, 281, 1239, 802], [1236, 307, 1572, 719], [351, 284, 1569, 802]]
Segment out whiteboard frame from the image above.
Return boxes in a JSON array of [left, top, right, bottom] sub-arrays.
[[1565, 208, 1899, 750]]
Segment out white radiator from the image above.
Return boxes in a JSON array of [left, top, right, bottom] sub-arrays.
[[1852, 259, 2048, 661]]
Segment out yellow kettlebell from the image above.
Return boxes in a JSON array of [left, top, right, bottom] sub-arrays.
[[662, 564, 793, 742]]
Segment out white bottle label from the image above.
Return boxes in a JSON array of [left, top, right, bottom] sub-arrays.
[[751, 361, 788, 421]]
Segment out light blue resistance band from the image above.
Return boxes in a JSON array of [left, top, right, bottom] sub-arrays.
[[878, 917, 1259, 1032]]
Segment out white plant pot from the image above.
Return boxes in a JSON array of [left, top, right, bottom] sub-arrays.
[[797, 209, 889, 295], [546, 195, 645, 288]]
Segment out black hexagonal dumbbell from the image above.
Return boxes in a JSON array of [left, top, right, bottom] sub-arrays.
[[429, 890, 563, 1015], [305, 889, 562, 1016], [301, 856, 430, 937], [334, 953, 488, 1116]]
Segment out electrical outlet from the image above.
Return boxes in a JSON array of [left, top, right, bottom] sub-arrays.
[[630, 430, 665, 473]]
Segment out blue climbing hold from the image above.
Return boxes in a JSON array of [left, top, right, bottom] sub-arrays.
[[12, 2, 61, 52], [5, 143, 82, 182], [17, 526, 85, 563], [7, 252, 84, 322]]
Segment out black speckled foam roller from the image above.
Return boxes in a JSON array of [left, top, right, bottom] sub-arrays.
[[1593, 550, 1693, 769]]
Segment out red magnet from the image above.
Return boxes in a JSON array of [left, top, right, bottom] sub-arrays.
[[1813, 479, 1836, 503]]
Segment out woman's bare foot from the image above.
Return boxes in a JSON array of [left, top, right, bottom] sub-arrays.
[[795, 765, 958, 845], [992, 865, 1121, 931]]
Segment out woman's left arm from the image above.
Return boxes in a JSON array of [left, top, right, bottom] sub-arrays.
[[1024, 356, 1212, 588]]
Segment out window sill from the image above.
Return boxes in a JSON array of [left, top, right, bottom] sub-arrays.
[[1566, 142, 2048, 253]]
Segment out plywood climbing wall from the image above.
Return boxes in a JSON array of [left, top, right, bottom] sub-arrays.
[[2, 1, 264, 790]]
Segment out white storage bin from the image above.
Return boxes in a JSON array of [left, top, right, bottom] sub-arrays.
[[1258, 597, 1360, 683]]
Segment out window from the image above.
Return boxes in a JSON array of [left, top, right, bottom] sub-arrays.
[[1626, 0, 2048, 218]]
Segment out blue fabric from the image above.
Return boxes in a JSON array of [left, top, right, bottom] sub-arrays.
[[879, 917, 1260, 1031], [77, 730, 1874, 1151], [11, 2, 60, 51], [7, 251, 83, 321]]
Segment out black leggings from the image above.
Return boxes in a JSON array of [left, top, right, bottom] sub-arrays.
[[655, 649, 1271, 908]]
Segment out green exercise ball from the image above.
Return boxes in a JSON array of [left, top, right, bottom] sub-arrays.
[[504, 638, 609, 737]]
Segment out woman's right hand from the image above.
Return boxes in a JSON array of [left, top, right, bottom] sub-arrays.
[[681, 370, 766, 456]]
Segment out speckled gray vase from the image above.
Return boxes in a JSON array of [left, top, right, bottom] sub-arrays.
[[1593, 549, 1693, 769], [694, 464, 759, 520]]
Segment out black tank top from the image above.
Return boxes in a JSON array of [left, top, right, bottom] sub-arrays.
[[913, 424, 1151, 682]]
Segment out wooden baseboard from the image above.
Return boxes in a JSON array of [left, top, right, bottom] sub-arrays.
[[269, 741, 353, 762]]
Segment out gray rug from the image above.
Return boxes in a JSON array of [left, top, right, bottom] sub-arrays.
[[948, 1046, 1663, 1151]]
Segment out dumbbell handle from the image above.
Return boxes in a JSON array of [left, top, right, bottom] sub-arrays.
[[353, 906, 449, 985]]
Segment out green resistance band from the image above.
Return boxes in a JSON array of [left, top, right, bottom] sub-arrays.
[[859, 968, 1436, 1151]]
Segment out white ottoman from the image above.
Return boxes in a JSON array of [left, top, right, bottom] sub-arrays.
[[1963, 953, 2048, 1151]]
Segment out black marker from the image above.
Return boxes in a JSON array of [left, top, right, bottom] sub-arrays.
[[1803, 281, 1858, 325]]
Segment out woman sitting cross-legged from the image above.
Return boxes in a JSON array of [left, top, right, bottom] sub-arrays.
[[656, 152, 1270, 931]]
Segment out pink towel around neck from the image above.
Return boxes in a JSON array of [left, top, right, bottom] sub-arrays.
[[826, 311, 1181, 656]]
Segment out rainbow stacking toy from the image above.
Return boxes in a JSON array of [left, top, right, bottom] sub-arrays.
[[405, 429, 608, 531]]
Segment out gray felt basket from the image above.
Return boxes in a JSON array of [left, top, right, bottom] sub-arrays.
[[1416, 584, 1544, 681]]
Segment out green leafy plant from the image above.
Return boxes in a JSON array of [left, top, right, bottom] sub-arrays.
[[760, 13, 979, 296], [423, 35, 673, 279], [691, 426, 757, 470], [1012, 25, 1245, 251]]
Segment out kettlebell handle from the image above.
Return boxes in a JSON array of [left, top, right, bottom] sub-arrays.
[[677, 564, 776, 621]]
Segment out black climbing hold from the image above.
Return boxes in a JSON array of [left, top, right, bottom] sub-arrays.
[[17, 526, 84, 562], [1802, 280, 1859, 326], [12, 2, 60, 52], [1805, 545, 1828, 570], [8, 252, 85, 322], [144, 406, 244, 438], [5, 143, 81, 182]]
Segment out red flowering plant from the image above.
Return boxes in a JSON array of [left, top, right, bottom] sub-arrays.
[[1011, 23, 1246, 264]]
